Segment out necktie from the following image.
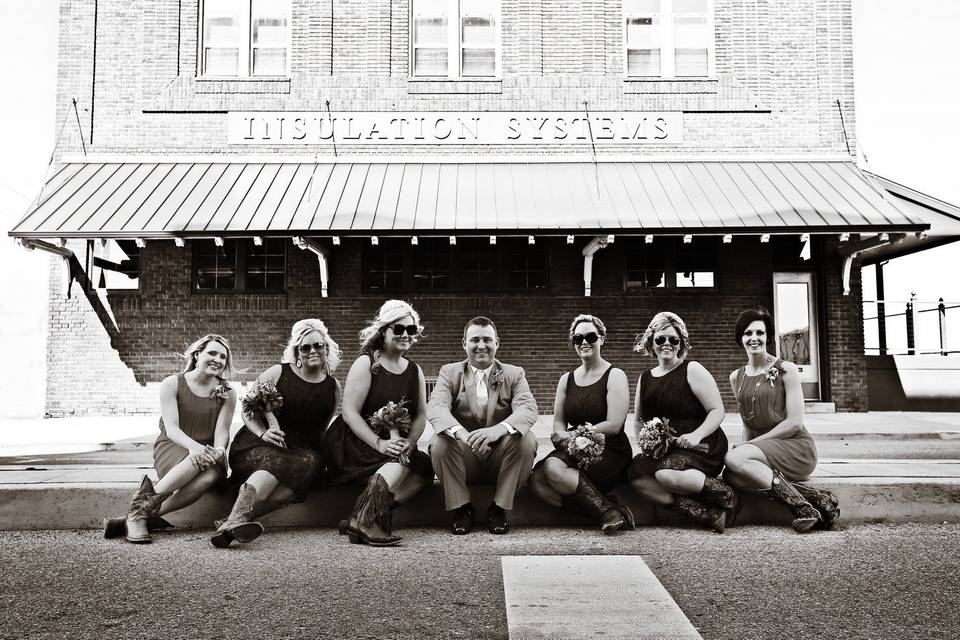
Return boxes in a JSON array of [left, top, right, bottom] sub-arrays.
[[476, 370, 488, 405]]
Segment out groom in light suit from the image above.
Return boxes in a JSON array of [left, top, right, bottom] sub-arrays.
[[428, 316, 539, 535]]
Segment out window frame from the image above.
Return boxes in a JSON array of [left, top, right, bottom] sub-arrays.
[[198, 0, 292, 79], [622, 0, 715, 79], [623, 236, 719, 290], [409, 0, 502, 79], [191, 238, 288, 293]]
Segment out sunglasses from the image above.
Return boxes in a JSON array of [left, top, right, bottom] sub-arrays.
[[572, 332, 600, 346], [654, 335, 681, 346], [297, 342, 326, 354], [390, 324, 420, 337]]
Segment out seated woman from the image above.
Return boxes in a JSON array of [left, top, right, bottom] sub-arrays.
[[322, 300, 434, 547], [628, 312, 736, 533], [212, 319, 341, 548], [725, 308, 840, 532], [529, 314, 634, 534], [105, 334, 236, 544]]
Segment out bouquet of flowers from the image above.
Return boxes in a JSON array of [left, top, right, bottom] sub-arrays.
[[369, 398, 413, 465], [564, 423, 606, 469], [242, 380, 284, 431], [636, 417, 709, 460]]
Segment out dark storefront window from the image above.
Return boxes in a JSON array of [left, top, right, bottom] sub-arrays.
[[362, 237, 549, 292], [625, 237, 717, 289], [193, 239, 286, 291]]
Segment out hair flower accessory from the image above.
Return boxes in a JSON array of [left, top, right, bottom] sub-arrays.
[[210, 380, 232, 405], [764, 364, 781, 387]]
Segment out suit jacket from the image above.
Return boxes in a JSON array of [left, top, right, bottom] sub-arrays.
[[427, 359, 538, 435]]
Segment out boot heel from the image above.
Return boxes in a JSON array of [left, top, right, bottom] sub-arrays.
[[103, 517, 125, 539], [347, 533, 363, 544], [337, 520, 348, 535]]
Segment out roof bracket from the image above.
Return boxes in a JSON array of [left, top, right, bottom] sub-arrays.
[[839, 233, 905, 295], [581, 235, 613, 297], [293, 236, 330, 297]]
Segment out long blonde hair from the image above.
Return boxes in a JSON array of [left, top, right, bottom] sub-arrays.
[[282, 319, 342, 374], [359, 300, 423, 370], [182, 334, 234, 378]]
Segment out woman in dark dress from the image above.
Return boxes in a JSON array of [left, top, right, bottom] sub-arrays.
[[212, 319, 341, 548], [629, 312, 736, 532], [725, 308, 839, 532], [529, 314, 635, 534], [105, 334, 237, 544], [323, 300, 433, 547]]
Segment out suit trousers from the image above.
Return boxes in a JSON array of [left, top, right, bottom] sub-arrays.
[[429, 430, 539, 511]]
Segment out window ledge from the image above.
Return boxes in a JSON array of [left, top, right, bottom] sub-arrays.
[[195, 77, 292, 94], [407, 78, 503, 95], [624, 78, 719, 94]]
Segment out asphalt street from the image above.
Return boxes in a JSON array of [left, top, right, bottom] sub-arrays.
[[1, 524, 957, 640]]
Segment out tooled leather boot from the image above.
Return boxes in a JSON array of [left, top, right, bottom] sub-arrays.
[[561, 475, 634, 535], [667, 495, 726, 533], [103, 515, 175, 539], [792, 481, 840, 530], [124, 476, 171, 544], [344, 475, 402, 546], [761, 469, 821, 533], [700, 476, 739, 511], [210, 484, 265, 548]]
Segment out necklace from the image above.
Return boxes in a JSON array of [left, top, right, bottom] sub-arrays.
[[736, 355, 774, 421]]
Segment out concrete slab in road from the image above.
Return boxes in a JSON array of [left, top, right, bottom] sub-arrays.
[[502, 555, 702, 640]]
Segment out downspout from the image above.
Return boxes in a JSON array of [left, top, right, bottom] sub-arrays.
[[293, 236, 329, 297], [581, 235, 614, 297], [17, 238, 74, 297], [838, 233, 904, 295]]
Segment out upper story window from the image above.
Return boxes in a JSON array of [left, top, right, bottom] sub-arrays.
[[200, 0, 291, 77], [411, 0, 500, 78], [624, 0, 714, 78]]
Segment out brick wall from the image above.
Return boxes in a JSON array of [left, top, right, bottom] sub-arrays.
[[45, 235, 867, 415]]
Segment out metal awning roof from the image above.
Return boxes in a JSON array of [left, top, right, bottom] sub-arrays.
[[9, 158, 926, 239]]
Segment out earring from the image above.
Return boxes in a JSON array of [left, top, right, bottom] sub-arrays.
[[296, 358, 302, 368]]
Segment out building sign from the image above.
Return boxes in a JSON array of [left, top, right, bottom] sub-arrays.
[[227, 111, 682, 145]]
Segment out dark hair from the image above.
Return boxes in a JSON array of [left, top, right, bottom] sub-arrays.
[[734, 307, 776, 345], [463, 316, 497, 340]]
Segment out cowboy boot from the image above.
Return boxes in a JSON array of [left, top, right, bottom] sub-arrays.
[[124, 476, 170, 544], [667, 495, 726, 533], [761, 469, 821, 533], [344, 475, 402, 547], [210, 484, 265, 548], [338, 499, 398, 536], [560, 475, 634, 535], [700, 476, 738, 512], [792, 481, 840, 530], [103, 515, 175, 539], [214, 498, 291, 530]]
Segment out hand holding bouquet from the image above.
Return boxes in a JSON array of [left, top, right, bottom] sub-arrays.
[[564, 423, 605, 469], [636, 417, 709, 460], [369, 398, 413, 465], [242, 381, 285, 444]]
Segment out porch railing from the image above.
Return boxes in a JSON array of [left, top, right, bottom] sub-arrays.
[[863, 293, 960, 356]]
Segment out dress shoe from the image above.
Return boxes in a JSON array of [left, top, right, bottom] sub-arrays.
[[487, 503, 509, 535], [451, 503, 474, 535]]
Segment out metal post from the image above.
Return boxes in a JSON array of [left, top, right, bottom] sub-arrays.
[[875, 262, 887, 355], [940, 298, 948, 356], [903, 293, 917, 355]]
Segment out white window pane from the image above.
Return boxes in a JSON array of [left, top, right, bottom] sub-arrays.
[[413, 0, 449, 16], [462, 16, 495, 45], [627, 49, 660, 76], [414, 48, 448, 75], [204, 48, 239, 75], [205, 18, 238, 46], [674, 0, 708, 12], [254, 22, 287, 47], [675, 15, 709, 46], [625, 0, 661, 13], [676, 271, 714, 287], [414, 17, 448, 45], [675, 48, 708, 76], [253, 48, 287, 75], [626, 17, 659, 47], [461, 48, 495, 76]]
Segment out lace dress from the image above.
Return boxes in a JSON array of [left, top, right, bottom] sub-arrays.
[[535, 366, 632, 491], [322, 355, 434, 486], [629, 360, 728, 479], [229, 364, 336, 497], [734, 358, 817, 480]]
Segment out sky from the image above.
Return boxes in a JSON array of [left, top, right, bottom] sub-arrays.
[[0, 0, 957, 416]]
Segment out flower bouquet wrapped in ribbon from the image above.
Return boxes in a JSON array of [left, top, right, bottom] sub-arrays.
[[369, 398, 413, 465], [242, 380, 284, 431], [636, 416, 709, 460], [564, 423, 606, 469]]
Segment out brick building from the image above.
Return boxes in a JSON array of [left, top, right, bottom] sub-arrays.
[[10, 0, 935, 416]]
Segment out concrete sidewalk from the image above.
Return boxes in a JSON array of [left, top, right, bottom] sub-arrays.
[[2, 412, 960, 530]]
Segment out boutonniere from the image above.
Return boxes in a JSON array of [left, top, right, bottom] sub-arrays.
[[490, 367, 505, 388], [210, 380, 232, 404], [763, 365, 781, 387]]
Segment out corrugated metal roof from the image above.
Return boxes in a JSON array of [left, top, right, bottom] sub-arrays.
[[9, 160, 925, 239]]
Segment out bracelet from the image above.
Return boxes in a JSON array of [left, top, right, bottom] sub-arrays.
[[373, 438, 383, 452], [258, 430, 266, 439]]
